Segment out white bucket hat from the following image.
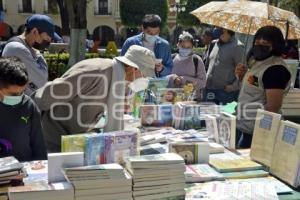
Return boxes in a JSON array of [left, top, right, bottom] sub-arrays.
[[115, 45, 156, 77]]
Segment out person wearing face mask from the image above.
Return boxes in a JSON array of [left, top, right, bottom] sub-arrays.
[[33, 45, 156, 152], [0, 57, 47, 161], [235, 26, 291, 148], [2, 14, 61, 96], [168, 31, 206, 101], [204, 28, 245, 105], [121, 14, 173, 77]]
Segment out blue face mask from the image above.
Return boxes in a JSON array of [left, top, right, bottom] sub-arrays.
[[179, 47, 193, 57], [2, 95, 23, 106], [145, 33, 158, 44]]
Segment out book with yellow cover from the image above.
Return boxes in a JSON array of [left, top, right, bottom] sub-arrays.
[[250, 109, 282, 167], [270, 120, 300, 187]]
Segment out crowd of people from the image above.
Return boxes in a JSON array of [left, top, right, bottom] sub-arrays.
[[0, 13, 296, 161]]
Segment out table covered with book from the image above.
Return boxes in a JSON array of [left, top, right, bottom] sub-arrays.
[[1, 78, 300, 200]]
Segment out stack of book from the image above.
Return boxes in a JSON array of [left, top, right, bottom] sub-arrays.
[[8, 182, 74, 200], [125, 153, 186, 200], [61, 131, 138, 165], [185, 164, 224, 183], [281, 89, 300, 116], [0, 157, 24, 197], [63, 164, 132, 200]]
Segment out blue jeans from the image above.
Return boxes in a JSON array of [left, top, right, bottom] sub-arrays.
[[203, 89, 238, 105], [236, 129, 253, 149]]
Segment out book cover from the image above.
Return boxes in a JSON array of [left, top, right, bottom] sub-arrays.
[[250, 109, 282, 167], [205, 115, 219, 142], [185, 164, 224, 183], [140, 105, 159, 127], [183, 105, 202, 130], [209, 158, 263, 173], [85, 134, 105, 165], [104, 131, 138, 164], [0, 157, 23, 174], [270, 120, 300, 187], [157, 88, 185, 104], [61, 134, 87, 153], [217, 112, 236, 149], [157, 105, 173, 127], [169, 142, 209, 164]]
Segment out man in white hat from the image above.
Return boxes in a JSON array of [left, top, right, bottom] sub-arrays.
[[33, 45, 156, 152]]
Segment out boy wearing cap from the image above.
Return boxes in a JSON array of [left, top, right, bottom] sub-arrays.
[[33, 45, 156, 152], [0, 57, 47, 161], [2, 14, 60, 95]]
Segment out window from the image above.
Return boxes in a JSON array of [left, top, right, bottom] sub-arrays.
[[19, 0, 34, 13], [95, 0, 111, 15]]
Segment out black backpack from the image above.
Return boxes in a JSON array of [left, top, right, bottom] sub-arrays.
[[0, 37, 24, 56], [172, 53, 199, 78]]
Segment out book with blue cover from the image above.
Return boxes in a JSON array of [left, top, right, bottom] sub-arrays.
[[85, 134, 105, 165]]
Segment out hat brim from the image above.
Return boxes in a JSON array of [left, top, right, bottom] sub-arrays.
[[115, 56, 139, 69]]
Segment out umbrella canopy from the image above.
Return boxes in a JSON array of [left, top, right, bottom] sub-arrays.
[[191, 0, 300, 39]]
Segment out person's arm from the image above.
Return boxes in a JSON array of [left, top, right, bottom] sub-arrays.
[[30, 103, 47, 160], [181, 57, 207, 90], [265, 89, 285, 113], [120, 39, 132, 56], [157, 44, 173, 77], [262, 65, 291, 113], [225, 44, 245, 92]]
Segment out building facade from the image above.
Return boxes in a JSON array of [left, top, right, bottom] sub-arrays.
[[0, 0, 199, 46]]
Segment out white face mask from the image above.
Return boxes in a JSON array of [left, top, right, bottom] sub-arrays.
[[145, 33, 158, 44], [128, 77, 149, 93], [2, 95, 23, 106]]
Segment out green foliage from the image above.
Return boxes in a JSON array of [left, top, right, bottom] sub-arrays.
[[120, 0, 168, 28], [105, 41, 119, 57], [177, 0, 210, 27], [45, 53, 114, 80], [278, 0, 300, 17]]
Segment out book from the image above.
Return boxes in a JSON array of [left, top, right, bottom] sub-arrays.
[[209, 142, 225, 154], [169, 142, 209, 164], [216, 112, 236, 149], [140, 143, 168, 155], [209, 153, 263, 173], [48, 152, 84, 183], [140, 105, 159, 127], [85, 134, 105, 165], [284, 59, 299, 88], [185, 181, 279, 200], [205, 114, 219, 142], [222, 170, 269, 179], [8, 182, 74, 200], [61, 134, 88, 153], [157, 88, 185, 104], [250, 109, 282, 167], [104, 131, 138, 164], [23, 161, 48, 185], [185, 164, 224, 183], [270, 120, 300, 187], [0, 157, 23, 174]]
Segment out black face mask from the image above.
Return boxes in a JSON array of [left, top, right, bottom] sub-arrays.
[[33, 40, 50, 51], [252, 45, 272, 61]]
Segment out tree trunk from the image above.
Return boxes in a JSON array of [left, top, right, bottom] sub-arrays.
[[65, 0, 87, 67], [56, 0, 70, 36]]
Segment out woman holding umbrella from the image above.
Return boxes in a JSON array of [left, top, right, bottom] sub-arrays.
[[236, 26, 291, 148]]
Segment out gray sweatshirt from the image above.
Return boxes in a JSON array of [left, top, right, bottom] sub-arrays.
[[33, 58, 125, 152], [206, 38, 244, 90]]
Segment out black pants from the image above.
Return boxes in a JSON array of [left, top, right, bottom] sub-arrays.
[[236, 129, 253, 149]]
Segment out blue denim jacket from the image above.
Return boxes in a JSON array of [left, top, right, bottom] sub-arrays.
[[121, 33, 173, 77]]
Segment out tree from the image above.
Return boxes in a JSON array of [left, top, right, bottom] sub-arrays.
[[177, 0, 210, 27], [120, 0, 168, 28], [278, 0, 300, 17], [56, 0, 70, 36], [65, 0, 87, 66]]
